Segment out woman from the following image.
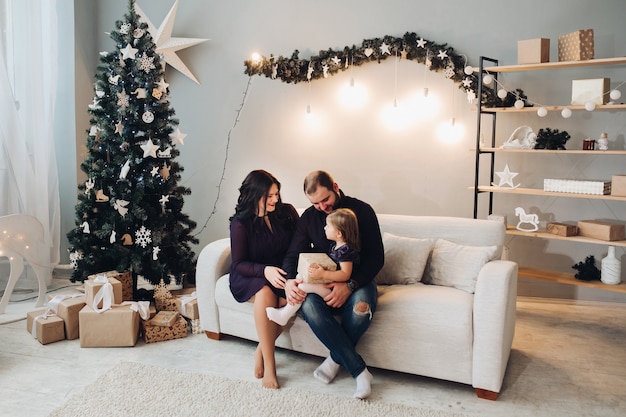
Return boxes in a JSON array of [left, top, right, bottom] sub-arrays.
[[229, 170, 299, 389]]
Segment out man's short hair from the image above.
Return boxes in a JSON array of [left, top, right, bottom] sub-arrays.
[[304, 170, 334, 195]]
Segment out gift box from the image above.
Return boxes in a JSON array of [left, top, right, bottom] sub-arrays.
[[88, 270, 133, 301], [26, 310, 65, 345], [543, 178, 611, 195], [142, 315, 188, 343], [546, 222, 578, 237], [611, 175, 626, 196], [571, 78, 610, 105], [149, 310, 179, 327], [78, 304, 140, 347], [47, 292, 86, 340], [156, 288, 199, 319], [517, 38, 550, 64], [84, 276, 122, 309], [577, 220, 625, 241], [189, 318, 202, 335], [297, 253, 337, 284], [558, 29, 594, 61]]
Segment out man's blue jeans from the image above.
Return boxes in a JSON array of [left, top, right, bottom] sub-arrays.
[[300, 281, 377, 378]]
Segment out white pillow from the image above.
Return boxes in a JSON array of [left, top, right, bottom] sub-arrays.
[[375, 232, 434, 285], [426, 239, 497, 293]]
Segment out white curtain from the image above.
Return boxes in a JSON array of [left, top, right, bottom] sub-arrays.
[[0, 0, 61, 280]]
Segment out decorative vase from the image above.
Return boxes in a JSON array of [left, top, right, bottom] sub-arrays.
[[601, 246, 621, 285]]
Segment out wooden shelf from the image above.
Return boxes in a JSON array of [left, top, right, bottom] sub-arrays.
[[472, 185, 626, 201], [481, 104, 626, 113], [505, 226, 626, 247], [518, 266, 626, 294], [481, 57, 626, 73], [474, 148, 626, 155]]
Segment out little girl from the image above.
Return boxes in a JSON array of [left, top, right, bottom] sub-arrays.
[[266, 208, 360, 326]]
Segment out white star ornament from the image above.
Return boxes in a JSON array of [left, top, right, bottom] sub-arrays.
[[492, 164, 520, 189], [140, 138, 160, 158]]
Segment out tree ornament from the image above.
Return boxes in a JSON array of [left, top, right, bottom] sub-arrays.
[[135, 226, 152, 248], [159, 163, 171, 180], [157, 146, 172, 158], [138, 52, 156, 73], [132, 87, 147, 99], [85, 178, 95, 194], [152, 88, 163, 99], [169, 128, 186, 145], [108, 74, 120, 85], [437, 50, 448, 60], [120, 22, 131, 35], [380, 42, 391, 55], [464, 65, 473, 75], [114, 199, 130, 217], [119, 159, 131, 179], [95, 189, 109, 202], [110, 230, 117, 244], [81, 221, 90, 234], [120, 43, 138, 60], [142, 111, 155, 123], [140, 138, 159, 157], [416, 38, 426, 48], [121, 233, 133, 246]]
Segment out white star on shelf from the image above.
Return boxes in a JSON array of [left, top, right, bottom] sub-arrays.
[[140, 138, 160, 158], [169, 128, 186, 145], [492, 164, 520, 189], [135, 0, 209, 84], [120, 43, 138, 60]]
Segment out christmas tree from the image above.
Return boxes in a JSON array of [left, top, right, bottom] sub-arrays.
[[67, 0, 197, 290]]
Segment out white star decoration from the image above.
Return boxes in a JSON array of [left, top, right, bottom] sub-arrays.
[[492, 164, 520, 189], [120, 43, 138, 60], [380, 42, 391, 55], [416, 38, 426, 48], [437, 50, 448, 60], [140, 138, 160, 158], [169, 128, 186, 145], [135, 0, 209, 84]]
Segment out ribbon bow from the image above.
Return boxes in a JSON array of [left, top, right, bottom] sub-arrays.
[[92, 275, 114, 313], [31, 311, 57, 339], [121, 301, 150, 320], [179, 291, 197, 316], [47, 292, 83, 315]]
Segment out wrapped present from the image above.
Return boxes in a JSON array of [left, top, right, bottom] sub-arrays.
[[571, 78, 610, 105], [297, 253, 337, 284], [558, 29, 594, 61], [577, 220, 625, 241], [155, 287, 199, 319], [26, 309, 65, 345], [149, 310, 179, 327], [189, 318, 202, 335], [47, 291, 86, 340], [88, 270, 133, 301], [78, 302, 149, 347], [143, 315, 188, 343], [611, 175, 626, 197], [517, 38, 550, 64], [84, 275, 122, 310]]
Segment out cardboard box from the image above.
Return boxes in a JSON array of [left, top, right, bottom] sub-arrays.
[[546, 222, 578, 237], [78, 304, 140, 347], [47, 292, 86, 340], [611, 175, 626, 196], [558, 29, 594, 61], [571, 78, 610, 105], [577, 220, 625, 241], [84, 276, 122, 309], [88, 270, 133, 301], [26, 310, 65, 345], [518, 38, 550, 64], [297, 253, 337, 284], [142, 316, 188, 344]]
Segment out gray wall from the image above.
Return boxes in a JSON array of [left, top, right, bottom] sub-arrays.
[[65, 0, 626, 301]]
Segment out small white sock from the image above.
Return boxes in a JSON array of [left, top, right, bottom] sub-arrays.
[[266, 303, 300, 326], [313, 356, 340, 384], [354, 368, 373, 399]]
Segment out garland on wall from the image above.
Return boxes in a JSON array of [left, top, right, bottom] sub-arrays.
[[243, 31, 483, 104]]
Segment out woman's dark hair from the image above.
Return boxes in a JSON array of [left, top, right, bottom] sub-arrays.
[[231, 170, 281, 222]]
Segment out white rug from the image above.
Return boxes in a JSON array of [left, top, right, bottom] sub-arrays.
[[48, 362, 471, 417]]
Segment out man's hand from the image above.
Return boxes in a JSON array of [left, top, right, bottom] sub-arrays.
[[285, 278, 306, 305], [264, 266, 287, 289], [323, 282, 351, 308]]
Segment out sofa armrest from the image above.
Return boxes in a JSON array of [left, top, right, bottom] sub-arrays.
[[196, 238, 231, 334], [472, 259, 518, 394]]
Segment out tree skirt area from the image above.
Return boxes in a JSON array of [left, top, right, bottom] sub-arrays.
[[48, 362, 471, 417]]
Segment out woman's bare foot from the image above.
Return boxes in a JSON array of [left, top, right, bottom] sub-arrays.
[[262, 372, 279, 389], [254, 345, 264, 379]]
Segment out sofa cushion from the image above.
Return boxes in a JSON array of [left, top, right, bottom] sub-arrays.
[[425, 239, 497, 293], [375, 232, 434, 285]]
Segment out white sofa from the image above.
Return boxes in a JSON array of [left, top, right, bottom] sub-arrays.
[[196, 214, 518, 400]]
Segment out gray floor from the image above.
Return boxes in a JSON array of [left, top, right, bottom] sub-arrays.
[[1, 280, 625, 417]]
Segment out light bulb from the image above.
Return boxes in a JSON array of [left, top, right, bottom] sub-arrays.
[[423, 87, 429, 97], [537, 107, 548, 117], [306, 104, 311, 114], [514, 99, 524, 109], [251, 52, 261, 63], [482, 74, 493, 85], [584, 101, 596, 111], [497, 89, 508, 99], [464, 66, 474, 75], [561, 107, 572, 118], [610, 89, 622, 100]]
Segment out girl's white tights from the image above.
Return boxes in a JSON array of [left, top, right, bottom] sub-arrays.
[[266, 283, 331, 326]]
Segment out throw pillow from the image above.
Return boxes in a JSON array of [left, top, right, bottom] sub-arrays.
[[427, 239, 497, 293], [374, 232, 434, 285]]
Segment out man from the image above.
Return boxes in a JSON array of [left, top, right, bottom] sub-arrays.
[[283, 170, 384, 399]]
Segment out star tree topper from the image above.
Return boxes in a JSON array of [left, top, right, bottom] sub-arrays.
[[135, 0, 209, 84]]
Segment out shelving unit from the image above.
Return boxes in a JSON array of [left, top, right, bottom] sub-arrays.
[[472, 56, 626, 294]]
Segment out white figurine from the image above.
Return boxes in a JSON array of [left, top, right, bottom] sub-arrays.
[[597, 132, 608, 151]]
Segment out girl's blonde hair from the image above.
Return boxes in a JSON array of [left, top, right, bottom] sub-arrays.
[[327, 208, 360, 251]]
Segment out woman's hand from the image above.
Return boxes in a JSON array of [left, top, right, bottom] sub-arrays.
[[284, 278, 306, 305], [264, 266, 287, 289]]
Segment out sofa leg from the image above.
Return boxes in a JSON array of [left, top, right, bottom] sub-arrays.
[[475, 388, 498, 400], [205, 331, 222, 340]]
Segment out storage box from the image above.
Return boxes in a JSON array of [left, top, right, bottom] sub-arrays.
[[577, 220, 625, 241], [84, 276, 122, 309], [546, 222, 578, 237], [571, 78, 610, 105], [142, 315, 188, 344], [47, 292, 86, 340], [517, 38, 550, 64], [558, 29, 594, 61], [297, 253, 337, 284], [611, 175, 626, 196], [26, 310, 65, 345], [88, 270, 133, 301], [78, 304, 140, 347], [543, 178, 611, 195]]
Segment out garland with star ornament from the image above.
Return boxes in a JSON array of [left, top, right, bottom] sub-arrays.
[[244, 32, 486, 104], [67, 0, 198, 290]]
